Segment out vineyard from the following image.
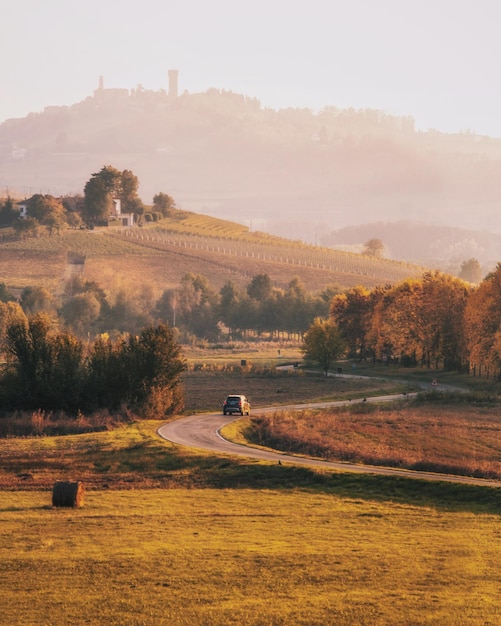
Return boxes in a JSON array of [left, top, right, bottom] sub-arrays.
[[110, 226, 426, 288], [0, 210, 429, 295]]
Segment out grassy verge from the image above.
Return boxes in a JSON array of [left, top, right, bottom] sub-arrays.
[[2, 488, 501, 626]]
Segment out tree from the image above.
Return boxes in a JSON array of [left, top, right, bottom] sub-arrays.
[[83, 165, 143, 224], [20, 286, 57, 316], [247, 274, 272, 302], [282, 277, 314, 337], [152, 192, 176, 217], [120, 169, 141, 213], [459, 258, 482, 284], [364, 273, 469, 369], [363, 238, 385, 257], [13, 217, 40, 239], [463, 264, 501, 377], [26, 194, 67, 232], [2, 314, 84, 411], [172, 273, 219, 338], [83, 165, 121, 224], [61, 292, 102, 336], [83, 175, 114, 223], [218, 281, 243, 334], [0, 301, 27, 357], [66, 211, 83, 229], [302, 317, 346, 375], [330, 286, 373, 359], [0, 316, 186, 416], [0, 283, 16, 303], [124, 324, 186, 417], [0, 197, 18, 226]]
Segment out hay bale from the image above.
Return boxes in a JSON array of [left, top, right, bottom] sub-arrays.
[[52, 481, 84, 508]]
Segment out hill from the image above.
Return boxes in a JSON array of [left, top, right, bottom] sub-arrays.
[[0, 211, 426, 297], [1, 81, 501, 259], [325, 221, 501, 274]]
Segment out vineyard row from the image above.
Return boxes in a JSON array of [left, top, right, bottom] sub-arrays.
[[116, 228, 423, 282]]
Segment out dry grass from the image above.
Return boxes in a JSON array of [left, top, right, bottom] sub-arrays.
[[248, 400, 501, 479], [2, 488, 501, 625], [181, 367, 405, 414]]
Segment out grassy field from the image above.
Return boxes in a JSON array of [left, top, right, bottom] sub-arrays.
[[2, 487, 501, 625], [3, 361, 501, 624], [181, 367, 409, 415], [245, 399, 501, 479]]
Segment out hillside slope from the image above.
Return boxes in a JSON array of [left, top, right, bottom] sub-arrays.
[[0, 212, 427, 296]]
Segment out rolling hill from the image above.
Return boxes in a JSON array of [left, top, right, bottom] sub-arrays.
[[0, 210, 427, 297], [1, 82, 501, 262]]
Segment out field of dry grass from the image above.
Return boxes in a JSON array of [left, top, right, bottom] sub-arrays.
[[248, 399, 501, 480], [181, 368, 405, 414], [3, 488, 501, 625]]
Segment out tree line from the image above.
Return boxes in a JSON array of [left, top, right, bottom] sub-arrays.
[[0, 313, 185, 417], [320, 266, 501, 378], [0, 272, 336, 344]]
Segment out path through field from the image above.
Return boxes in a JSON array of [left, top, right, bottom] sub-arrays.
[[157, 394, 501, 488]]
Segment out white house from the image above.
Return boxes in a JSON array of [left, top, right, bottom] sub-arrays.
[[112, 198, 134, 227]]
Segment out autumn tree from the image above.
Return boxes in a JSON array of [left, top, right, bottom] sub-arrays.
[[26, 194, 67, 233], [364, 273, 469, 369], [302, 317, 346, 375], [463, 264, 501, 377]]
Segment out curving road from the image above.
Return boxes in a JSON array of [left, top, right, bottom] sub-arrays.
[[157, 395, 501, 488]]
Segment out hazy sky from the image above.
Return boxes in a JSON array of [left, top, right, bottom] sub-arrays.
[[3, 0, 501, 136]]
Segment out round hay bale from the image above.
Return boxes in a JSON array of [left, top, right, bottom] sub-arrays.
[[52, 481, 84, 508]]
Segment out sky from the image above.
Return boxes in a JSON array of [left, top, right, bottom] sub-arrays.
[[2, 0, 501, 136]]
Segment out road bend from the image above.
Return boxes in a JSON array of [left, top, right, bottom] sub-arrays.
[[157, 396, 501, 488]]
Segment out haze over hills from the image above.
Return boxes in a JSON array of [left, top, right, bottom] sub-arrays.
[[1, 74, 501, 269]]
